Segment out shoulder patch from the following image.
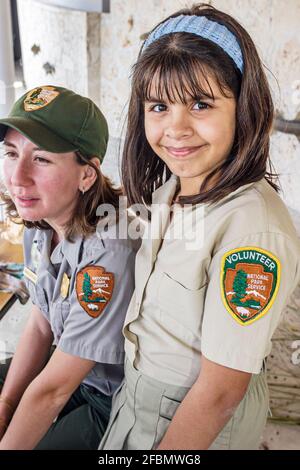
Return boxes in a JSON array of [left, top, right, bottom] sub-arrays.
[[76, 266, 114, 318], [220, 246, 281, 326], [24, 86, 59, 112]]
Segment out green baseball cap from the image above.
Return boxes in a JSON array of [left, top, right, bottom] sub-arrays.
[[0, 85, 108, 162]]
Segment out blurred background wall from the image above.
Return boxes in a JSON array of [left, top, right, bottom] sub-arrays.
[[0, 0, 299, 448]]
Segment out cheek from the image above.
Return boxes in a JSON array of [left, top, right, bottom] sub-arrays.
[[144, 117, 162, 146], [2, 161, 12, 187], [205, 115, 235, 147], [41, 170, 79, 192]]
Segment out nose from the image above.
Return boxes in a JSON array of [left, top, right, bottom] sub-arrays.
[[164, 109, 193, 140], [10, 158, 33, 187]]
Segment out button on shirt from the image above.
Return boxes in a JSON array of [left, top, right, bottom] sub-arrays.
[[23, 226, 138, 396], [123, 176, 300, 387]]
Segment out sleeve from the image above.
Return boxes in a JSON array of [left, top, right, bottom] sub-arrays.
[[57, 242, 136, 364], [201, 231, 300, 374]]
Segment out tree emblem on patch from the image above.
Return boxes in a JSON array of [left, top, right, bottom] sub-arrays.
[[76, 266, 114, 318], [221, 247, 281, 325], [24, 86, 59, 112]]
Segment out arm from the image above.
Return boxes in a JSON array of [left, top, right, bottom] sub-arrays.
[[0, 347, 95, 449], [0, 305, 54, 439], [157, 355, 251, 450]]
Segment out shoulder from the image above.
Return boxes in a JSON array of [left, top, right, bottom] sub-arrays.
[[209, 179, 300, 251], [76, 225, 140, 274], [82, 219, 141, 259]]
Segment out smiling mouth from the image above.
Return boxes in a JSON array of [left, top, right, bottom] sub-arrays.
[[15, 196, 40, 206], [164, 145, 205, 157], [16, 196, 39, 201]]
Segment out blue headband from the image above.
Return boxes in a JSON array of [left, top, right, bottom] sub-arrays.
[[143, 15, 244, 73]]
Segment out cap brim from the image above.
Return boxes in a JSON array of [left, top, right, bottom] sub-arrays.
[[0, 117, 79, 153]]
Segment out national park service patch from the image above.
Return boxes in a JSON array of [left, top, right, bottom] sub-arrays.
[[76, 266, 114, 318], [220, 247, 281, 326], [24, 86, 59, 112]]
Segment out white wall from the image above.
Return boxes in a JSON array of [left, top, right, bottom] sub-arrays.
[[13, 0, 300, 213]]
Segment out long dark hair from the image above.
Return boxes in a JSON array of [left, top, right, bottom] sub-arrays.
[[1, 151, 122, 241], [122, 3, 278, 207]]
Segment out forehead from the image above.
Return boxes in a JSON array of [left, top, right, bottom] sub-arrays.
[[142, 63, 231, 104], [4, 128, 34, 146]]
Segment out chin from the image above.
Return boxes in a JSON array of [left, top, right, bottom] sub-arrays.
[[17, 211, 42, 222]]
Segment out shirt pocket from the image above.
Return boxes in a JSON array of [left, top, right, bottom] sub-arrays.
[[156, 271, 207, 332], [33, 284, 49, 317], [50, 299, 70, 342]]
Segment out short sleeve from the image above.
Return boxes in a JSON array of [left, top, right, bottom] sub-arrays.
[[201, 231, 300, 374], [57, 241, 136, 364]]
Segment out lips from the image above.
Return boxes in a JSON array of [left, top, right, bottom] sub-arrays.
[[15, 195, 40, 207], [15, 196, 39, 201], [164, 145, 205, 157]]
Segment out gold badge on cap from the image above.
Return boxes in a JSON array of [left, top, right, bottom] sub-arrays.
[[24, 86, 59, 112]]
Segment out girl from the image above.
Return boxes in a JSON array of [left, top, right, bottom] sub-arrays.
[[99, 4, 300, 450], [0, 85, 137, 449]]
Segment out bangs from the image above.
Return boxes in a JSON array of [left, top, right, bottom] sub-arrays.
[[135, 50, 233, 104]]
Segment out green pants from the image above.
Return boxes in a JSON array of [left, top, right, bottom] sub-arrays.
[[0, 356, 112, 450]]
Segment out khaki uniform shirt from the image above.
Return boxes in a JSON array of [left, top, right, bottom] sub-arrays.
[[23, 226, 138, 396], [123, 176, 300, 387]]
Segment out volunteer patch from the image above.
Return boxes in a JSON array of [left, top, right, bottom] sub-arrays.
[[24, 86, 59, 112], [221, 247, 280, 325], [76, 266, 114, 318]]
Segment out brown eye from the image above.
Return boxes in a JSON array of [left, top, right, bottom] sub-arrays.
[[151, 104, 167, 112], [34, 156, 50, 164], [3, 151, 17, 159], [193, 101, 210, 110]]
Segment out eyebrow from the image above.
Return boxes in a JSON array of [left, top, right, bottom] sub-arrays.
[[3, 140, 16, 148], [145, 95, 220, 103], [3, 140, 42, 151]]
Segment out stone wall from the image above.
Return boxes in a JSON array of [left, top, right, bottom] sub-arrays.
[[17, 0, 101, 104], [16, 1, 300, 210], [100, 0, 300, 212]]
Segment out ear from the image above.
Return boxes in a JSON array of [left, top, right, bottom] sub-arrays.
[[79, 157, 100, 192]]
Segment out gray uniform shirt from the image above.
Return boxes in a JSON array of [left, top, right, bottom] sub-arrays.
[[23, 226, 137, 396]]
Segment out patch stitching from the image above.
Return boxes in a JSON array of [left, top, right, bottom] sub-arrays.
[[76, 266, 114, 318], [23, 86, 59, 112], [220, 246, 281, 326]]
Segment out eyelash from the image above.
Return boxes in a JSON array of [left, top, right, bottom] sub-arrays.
[[3, 152, 50, 164], [34, 157, 50, 163], [3, 151, 17, 159], [149, 101, 211, 113]]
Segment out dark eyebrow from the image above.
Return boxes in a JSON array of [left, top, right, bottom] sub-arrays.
[[145, 95, 220, 103], [145, 97, 167, 103], [3, 140, 42, 152], [3, 139, 16, 148]]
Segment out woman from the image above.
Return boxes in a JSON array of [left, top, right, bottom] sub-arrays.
[[0, 85, 137, 449]]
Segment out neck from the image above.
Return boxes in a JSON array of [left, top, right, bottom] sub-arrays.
[[178, 176, 203, 198], [178, 172, 219, 198], [44, 219, 65, 243]]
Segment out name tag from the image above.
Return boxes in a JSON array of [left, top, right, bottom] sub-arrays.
[[24, 267, 37, 284], [60, 273, 70, 299]]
